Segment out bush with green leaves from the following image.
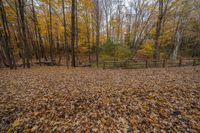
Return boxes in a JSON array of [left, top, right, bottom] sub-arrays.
[[100, 39, 132, 61]]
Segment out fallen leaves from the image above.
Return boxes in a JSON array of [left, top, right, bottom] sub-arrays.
[[0, 66, 200, 132]]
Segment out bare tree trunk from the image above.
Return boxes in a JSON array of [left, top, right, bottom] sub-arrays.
[[171, 14, 184, 60], [71, 0, 76, 67], [172, 31, 182, 60], [75, 0, 79, 66], [85, 11, 91, 64], [0, 0, 16, 69], [38, 26, 47, 61], [49, 0, 54, 65], [153, 0, 164, 60], [102, 0, 109, 40], [88, 43, 91, 64], [0, 46, 3, 68], [26, 21, 34, 64], [62, 0, 69, 67], [14, 0, 25, 67], [18, 0, 31, 68], [92, 20, 95, 52], [95, 0, 100, 67], [0, 35, 9, 67], [31, 0, 41, 66], [171, 1, 190, 60]]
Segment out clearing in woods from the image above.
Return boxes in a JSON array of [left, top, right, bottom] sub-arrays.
[[0, 66, 200, 132]]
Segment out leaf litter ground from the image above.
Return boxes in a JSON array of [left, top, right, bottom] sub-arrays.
[[0, 66, 200, 132]]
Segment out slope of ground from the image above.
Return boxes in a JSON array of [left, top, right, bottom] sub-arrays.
[[0, 66, 200, 132]]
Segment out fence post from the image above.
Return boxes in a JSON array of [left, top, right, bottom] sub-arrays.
[[179, 58, 182, 67], [113, 60, 116, 68], [145, 60, 148, 68], [124, 60, 128, 68], [193, 58, 196, 66], [154, 60, 157, 67], [162, 60, 166, 68]]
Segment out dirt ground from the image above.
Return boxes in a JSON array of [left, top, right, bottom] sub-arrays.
[[0, 66, 200, 132]]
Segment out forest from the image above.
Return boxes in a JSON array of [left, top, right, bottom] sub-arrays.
[[0, 0, 200, 132], [0, 0, 199, 69]]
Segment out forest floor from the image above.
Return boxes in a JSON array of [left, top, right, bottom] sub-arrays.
[[0, 66, 200, 132]]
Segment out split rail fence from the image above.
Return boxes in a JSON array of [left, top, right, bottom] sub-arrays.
[[103, 58, 200, 69]]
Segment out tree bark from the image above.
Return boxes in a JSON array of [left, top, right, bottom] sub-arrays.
[[71, 0, 76, 67], [172, 31, 182, 60], [31, 0, 41, 66], [62, 0, 69, 67], [18, 0, 30, 68], [85, 11, 91, 64], [171, 14, 184, 60], [95, 0, 100, 67], [102, 0, 109, 40], [75, 0, 79, 66], [49, 0, 54, 65], [0, 0, 16, 69], [153, 0, 164, 60]]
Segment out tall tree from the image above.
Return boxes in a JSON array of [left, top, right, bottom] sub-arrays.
[[171, 0, 190, 60], [49, 0, 54, 65], [102, 0, 111, 40], [0, 0, 15, 69], [129, 0, 156, 53], [18, 0, 30, 68], [31, 0, 41, 66], [75, 0, 79, 66], [62, 0, 69, 67], [71, 0, 76, 67], [153, 0, 169, 60], [84, 10, 91, 64], [94, 0, 100, 67]]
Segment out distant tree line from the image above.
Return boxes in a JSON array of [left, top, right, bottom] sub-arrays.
[[0, 0, 200, 69]]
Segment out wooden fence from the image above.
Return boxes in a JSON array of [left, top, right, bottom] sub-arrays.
[[103, 58, 200, 69]]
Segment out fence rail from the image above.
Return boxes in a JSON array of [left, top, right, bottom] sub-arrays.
[[103, 58, 200, 69]]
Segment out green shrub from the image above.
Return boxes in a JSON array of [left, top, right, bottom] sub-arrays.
[[100, 39, 132, 60]]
